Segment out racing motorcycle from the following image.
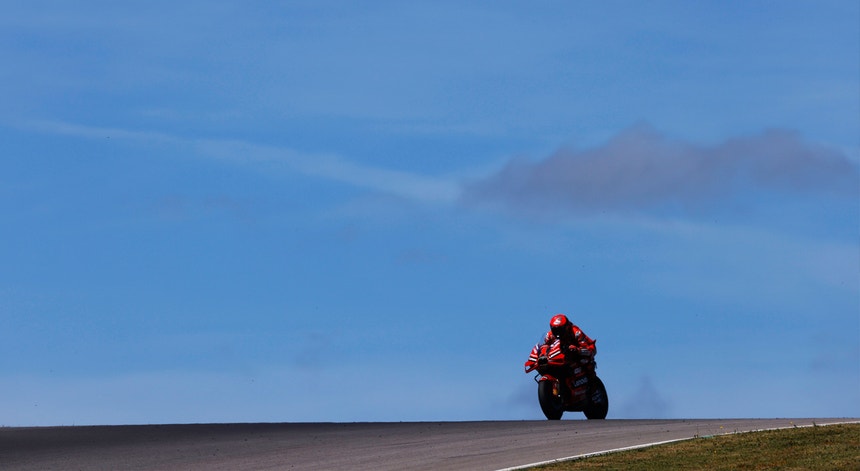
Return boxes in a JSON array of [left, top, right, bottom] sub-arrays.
[[524, 339, 609, 420]]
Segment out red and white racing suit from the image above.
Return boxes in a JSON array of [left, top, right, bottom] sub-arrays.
[[542, 323, 597, 375]]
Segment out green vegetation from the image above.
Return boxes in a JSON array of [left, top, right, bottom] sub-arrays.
[[530, 423, 860, 471]]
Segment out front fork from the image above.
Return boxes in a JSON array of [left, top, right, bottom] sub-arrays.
[[534, 374, 563, 397]]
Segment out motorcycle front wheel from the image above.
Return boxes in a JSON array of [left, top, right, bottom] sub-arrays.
[[537, 380, 564, 420]]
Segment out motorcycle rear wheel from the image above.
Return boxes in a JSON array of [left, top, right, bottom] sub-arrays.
[[583, 376, 609, 420], [537, 380, 564, 420]]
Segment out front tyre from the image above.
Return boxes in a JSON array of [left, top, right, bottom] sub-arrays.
[[583, 376, 609, 420], [537, 380, 564, 420]]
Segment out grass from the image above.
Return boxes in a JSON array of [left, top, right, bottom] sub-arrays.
[[529, 423, 860, 471]]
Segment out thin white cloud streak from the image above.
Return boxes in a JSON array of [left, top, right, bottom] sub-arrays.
[[23, 120, 461, 204], [193, 138, 461, 204], [25, 120, 180, 143]]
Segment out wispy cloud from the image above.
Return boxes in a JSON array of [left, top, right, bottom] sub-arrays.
[[22, 120, 461, 204], [25, 119, 180, 143], [20, 120, 859, 221], [463, 125, 859, 216]]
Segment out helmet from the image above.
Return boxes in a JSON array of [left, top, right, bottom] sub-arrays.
[[550, 314, 570, 338]]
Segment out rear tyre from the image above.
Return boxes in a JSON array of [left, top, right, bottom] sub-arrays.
[[583, 376, 608, 420], [537, 380, 564, 420]]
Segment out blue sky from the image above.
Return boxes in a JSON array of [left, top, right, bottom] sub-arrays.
[[1, 1, 858, 425]]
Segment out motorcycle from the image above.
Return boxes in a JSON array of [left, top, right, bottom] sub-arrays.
[[524, 339, 608, 420]]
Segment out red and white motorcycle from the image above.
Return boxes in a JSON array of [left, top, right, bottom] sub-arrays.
[[524, 339, 609, 420]]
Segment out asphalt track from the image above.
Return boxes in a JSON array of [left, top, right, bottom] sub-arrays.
[[1, 418, 853, 470]]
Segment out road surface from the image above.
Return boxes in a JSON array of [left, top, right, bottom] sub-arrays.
[[1, 418, 853, 470]]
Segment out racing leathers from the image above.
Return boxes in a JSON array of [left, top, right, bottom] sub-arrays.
[[543, 319, 597, 377]]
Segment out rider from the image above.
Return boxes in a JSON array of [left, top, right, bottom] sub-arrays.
[[543, 313, 597, 378]]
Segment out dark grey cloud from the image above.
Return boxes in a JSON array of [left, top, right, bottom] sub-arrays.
[[463, 126, 859, 216]]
